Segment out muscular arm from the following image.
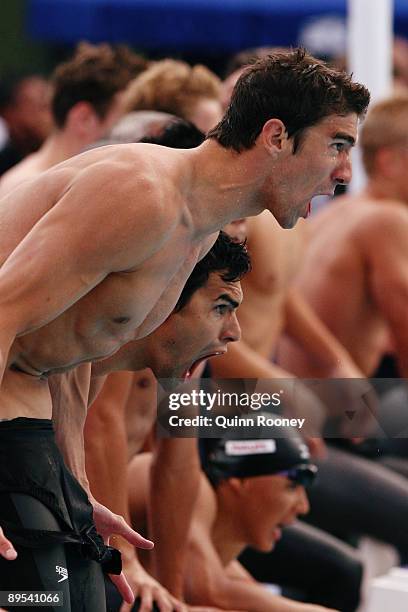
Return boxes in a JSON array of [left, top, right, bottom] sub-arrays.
[[87, 371, 185, 611], [85, 371, 145, 572], [0, 163, 171, 382], [84, 371, 133, 512], [283, 288, 363, 376], [149, 437, 201, 599], [50, 364, 92, 491], [369, 210, 408, 377]]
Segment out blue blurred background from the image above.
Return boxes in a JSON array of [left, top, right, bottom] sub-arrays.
[[0, 0, 407, 75]]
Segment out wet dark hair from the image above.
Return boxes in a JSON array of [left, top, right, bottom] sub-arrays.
[[140, 118, 205, 148], [208, 47, 370, 153], [174, 232, 251, 312]]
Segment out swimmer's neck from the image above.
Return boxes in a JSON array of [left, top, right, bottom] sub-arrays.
[[185, 140, 271, 236], [34, 127, 96, 171]]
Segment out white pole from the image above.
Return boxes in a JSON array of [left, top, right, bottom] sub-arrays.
[[347, 0, 394, 191]]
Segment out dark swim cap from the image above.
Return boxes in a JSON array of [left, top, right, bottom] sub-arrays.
[[204, 414, 317, 487]]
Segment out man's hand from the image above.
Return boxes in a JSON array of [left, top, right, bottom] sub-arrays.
[[118, 556, 240, 612], [89, 497, 153, 605], [119, 559, 186, 612], [0, 526, 17, 561]]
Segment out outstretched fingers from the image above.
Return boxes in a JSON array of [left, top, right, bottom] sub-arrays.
[[109, 571, 135, 605], [0, 527, 17, 560], [112, 516, 154, 550]]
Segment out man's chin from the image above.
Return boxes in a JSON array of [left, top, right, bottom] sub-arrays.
[[253, 539, 276, 554], [271, 208, 301, 229]]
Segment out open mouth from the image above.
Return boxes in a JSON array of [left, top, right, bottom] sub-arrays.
[[302, 201, 312, 219], [182, 351, 226, 380], [273, 521, 293, 541], [271, 526, 283, 542]]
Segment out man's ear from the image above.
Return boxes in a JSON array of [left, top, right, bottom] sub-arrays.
[[260, 118, 289, 155], [227, 477, 246, 495], [66, 101, 100, 137]]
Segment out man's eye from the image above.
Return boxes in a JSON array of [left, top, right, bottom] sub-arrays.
[[215, 304, 228, 315], [333, 142, 347, 152], [287, 480, 299, 491]]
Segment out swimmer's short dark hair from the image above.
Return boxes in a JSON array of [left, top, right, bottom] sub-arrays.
[[174, 232, 251, 312], [208, 47, 370, 153]]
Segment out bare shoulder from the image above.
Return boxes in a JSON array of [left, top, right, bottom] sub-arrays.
[[41, 144, 187, 268], [67, 144, 183, 226], [358, 200, 408, 247], [0, 153, 40, 198]]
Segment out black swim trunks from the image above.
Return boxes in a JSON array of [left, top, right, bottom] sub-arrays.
[[0, 418, 121, 611]]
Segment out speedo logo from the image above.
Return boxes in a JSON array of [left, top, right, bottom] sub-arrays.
[[56, 565, 68, 582]]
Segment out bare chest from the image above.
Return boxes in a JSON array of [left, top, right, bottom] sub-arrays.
[[87, 237, 202, 335], [13, 238, 204, 374]]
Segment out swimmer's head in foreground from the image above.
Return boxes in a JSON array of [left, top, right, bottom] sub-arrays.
[[203, 418, 317, 551], [93, 232, 250, 384], [360, 93, 408, 192], [208, 48, 370, 228]]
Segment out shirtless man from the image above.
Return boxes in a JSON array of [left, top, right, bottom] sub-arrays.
[[87, 119, 359, 608], [1, 231, 247, 612], [85, 231, 248, 612], [272, 95, 408, 565], [213, 50, 369, 430], [213, 212, 368, 440], [0, 42, 135, 196], [277, 94, 408, 379], [0, 49, 368, 608], [126, 421, 336, 612]]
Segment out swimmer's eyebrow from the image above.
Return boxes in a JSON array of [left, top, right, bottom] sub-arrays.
[[216, 293, 241, 309], [332, 132, 356, 146]]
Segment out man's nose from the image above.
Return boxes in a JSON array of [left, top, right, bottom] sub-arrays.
[[334, 154, 352, 186], [222, 313, 241, 343], [296, 486, 310, 516]]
